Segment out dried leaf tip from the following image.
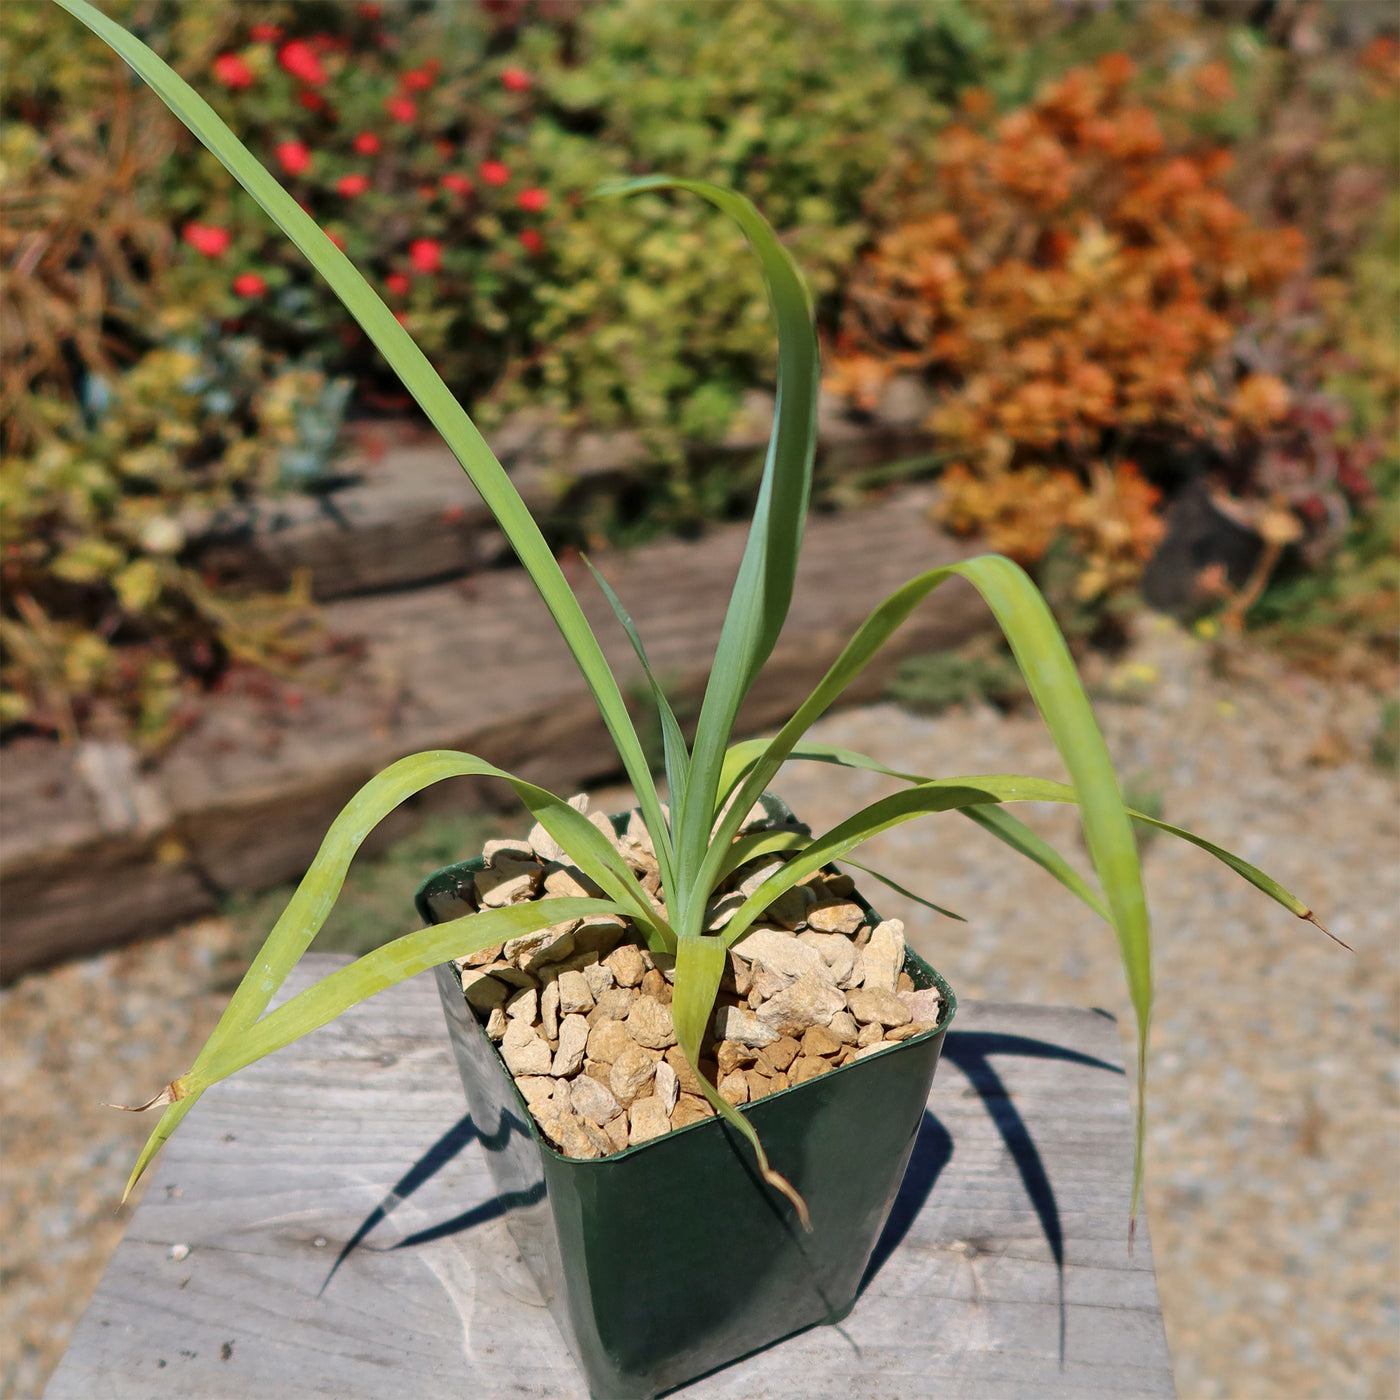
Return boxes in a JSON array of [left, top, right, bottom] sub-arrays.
[[104, 1084, 179, 1112], [1302, 910, 1353, 953], [765, 1166, 813, 1233]]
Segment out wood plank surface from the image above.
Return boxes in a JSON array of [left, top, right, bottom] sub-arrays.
[[2, 487, 990, 979], [45, 957, 1175, 1399]]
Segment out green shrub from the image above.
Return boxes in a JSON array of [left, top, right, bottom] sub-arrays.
[[0, 0, 339, 744], [157, 1, 990, 459]]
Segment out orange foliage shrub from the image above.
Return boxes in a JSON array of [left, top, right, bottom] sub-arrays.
[[828, 54, 1307, 600]]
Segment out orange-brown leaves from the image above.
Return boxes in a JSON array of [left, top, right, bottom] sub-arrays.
[[828, 53, 1310, 593]]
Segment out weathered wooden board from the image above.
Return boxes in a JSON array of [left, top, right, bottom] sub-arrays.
[[45, 958, 1174, 1399], [191, 401, 935, 603], [2, 488, 990, 979]]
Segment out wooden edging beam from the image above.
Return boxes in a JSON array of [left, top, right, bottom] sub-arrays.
[[0, 486, 988, 981]]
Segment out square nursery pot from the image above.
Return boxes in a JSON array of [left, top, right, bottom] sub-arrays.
[[416, 803, 956, 1399]]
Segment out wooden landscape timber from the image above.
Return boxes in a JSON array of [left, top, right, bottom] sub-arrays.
[[189, 385, 936, 604], [0, 476, 990, 982]]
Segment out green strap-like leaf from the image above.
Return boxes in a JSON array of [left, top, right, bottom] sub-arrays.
[[836, 858, 967, 923], [50, 0, 675, 895], [583, 555, 689, 830], [124, 897, 618, 1195], [720, 776, 1058, 947], [670, 934, 811, 1228], [713, 828, 811, 885], [117, 748, 669, 1195], [728, 738, 1328, 935], [693, 554, 1151, 1217], [722, 738, 1110, 924], [591, 180, 820, 920], [180, 898, 620, 1098]]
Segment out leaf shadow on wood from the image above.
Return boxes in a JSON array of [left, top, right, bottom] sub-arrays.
[[319, 1111, 486, 1294], [861, 1032, 1124, 1366]]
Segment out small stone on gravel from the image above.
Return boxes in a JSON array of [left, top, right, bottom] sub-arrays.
[[540, 979, 561, 1040], [860, 920, 905, 993], [758, 1036, 801, 1074], [719, 1070, 750, 1105], [505, 986, 538, 1023], [609, 1044, 657, 1105], [500, 1020, 552, 1076], [628, 1096, 672, 1144], [756, 972, 846, 1036], [551, 1014, 590, 1077], [846, 987, 912, 1027], [582, 960, 615, 999], [807, 901, 864, 934], [737, 926, 829, 982], [713, 1006, 780, 1047], [671, 1094, 716, 1128], [556, 970, 595, 1016], [587, 987, 637, 1024], [570, 1074, 622, 1125], [585, 1018, 633, 1065], [790, 1055, 833, 1084], [900, 987, 944, 1024], [605, 943, 646, 988], [515, 1076, 557, 1112], [626, 996, 676, 1049], [827, 1010, 859, 1044], [801, 1024, 843, 1058], [461, 970, 509, 1012]]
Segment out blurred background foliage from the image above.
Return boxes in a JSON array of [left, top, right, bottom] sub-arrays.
[[2, 0, 1396, 746]]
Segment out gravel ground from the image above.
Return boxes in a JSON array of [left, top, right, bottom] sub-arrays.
[[2, 618, 1396, 1399]]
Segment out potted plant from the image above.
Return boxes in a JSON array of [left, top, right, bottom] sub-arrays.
[[57, 2, 1340, 1395]]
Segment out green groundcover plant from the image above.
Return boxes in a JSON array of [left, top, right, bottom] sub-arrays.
[[56, 0, 1340, 1234]]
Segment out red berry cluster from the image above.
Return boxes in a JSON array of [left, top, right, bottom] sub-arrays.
[[198, 16, 555, 305]]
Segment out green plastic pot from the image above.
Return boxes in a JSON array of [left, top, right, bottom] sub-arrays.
[[416, 806, 956, 1399]]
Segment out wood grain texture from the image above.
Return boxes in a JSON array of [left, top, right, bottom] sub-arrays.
[[2, 486, 989, 979], [45, 957, 1174, 1399]]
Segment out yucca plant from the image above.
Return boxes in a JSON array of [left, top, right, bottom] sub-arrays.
[[55, 0, 1337, 1238]]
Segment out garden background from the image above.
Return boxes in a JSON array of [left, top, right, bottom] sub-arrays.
[[1, 2, 1397, 1398]]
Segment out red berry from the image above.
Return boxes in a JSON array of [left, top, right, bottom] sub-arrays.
[[518, 228, 544, 255], [250, 23, 283, 43], [183, 222, 232, 258], [385, 273, 411, 296], [232, 272, 267, 297], [400, 67, 434, 92], [408, 238, 443, 274], [385, 95, 417, 123], [276, 140, 312, 176], [352, 132, 382, 155], [500, 67, 532, 93], [337, 173, 371, 197], [516, 186, 548, 212], [212, 52, 256, 90], [479, 160, 510, 186], [441, 173, 474, 197], [278, 39, 327, 86]]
